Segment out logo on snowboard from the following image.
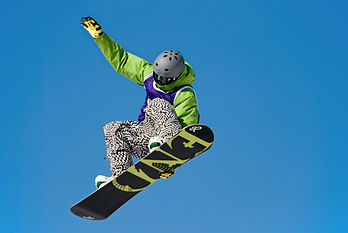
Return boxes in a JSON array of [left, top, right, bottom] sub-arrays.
[[189, 126, 202, 132]]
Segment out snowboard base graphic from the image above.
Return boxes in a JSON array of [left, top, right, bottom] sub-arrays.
[[70, 124, 214, 220]]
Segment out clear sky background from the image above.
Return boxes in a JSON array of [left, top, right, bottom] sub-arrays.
[[1, 0, 347, 232]]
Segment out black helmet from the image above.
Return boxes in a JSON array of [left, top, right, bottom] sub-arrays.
[[153, 50, 185, 85]]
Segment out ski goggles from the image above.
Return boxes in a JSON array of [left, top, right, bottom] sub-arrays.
[[153, 72, 180, 86]]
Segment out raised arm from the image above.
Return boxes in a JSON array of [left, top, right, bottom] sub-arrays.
[[81, 17, 153, 85]]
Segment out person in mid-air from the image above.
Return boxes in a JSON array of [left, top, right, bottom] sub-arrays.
[[81, 17, 199, 188]]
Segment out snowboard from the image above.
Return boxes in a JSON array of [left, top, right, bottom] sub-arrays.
[[70, 124, 214, 220]]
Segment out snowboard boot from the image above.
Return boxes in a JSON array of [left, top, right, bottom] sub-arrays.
[[95, 175, 114, 189], [148, 136, 167, 153]]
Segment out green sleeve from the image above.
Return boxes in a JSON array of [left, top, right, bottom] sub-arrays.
[[94, 33, 153, 85], [174, 88, 199, 127]]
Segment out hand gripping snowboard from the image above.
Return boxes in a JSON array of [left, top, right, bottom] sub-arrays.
[[70, 124, 214, 220]]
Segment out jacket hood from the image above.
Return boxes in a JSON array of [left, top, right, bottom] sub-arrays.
[[156, 62, 196, 92]]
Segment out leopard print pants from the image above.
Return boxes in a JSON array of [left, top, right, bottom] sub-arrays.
[[103, 98, 182, 177]]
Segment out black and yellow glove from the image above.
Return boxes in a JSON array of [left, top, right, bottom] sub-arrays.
[[81, 17, 103, 39]]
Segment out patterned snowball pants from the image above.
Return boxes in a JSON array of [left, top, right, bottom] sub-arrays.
[[103, 98, 182, 177]]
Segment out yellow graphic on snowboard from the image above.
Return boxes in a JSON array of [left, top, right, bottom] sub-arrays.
[[112, 127, 213, 192]]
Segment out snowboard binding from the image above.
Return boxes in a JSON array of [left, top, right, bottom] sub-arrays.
[[148, 136, 167, 153]]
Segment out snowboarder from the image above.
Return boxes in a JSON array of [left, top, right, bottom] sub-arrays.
[[81, 17, 199, 188]]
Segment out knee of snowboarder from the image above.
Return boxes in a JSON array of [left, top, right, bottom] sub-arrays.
[[103, 122, 116, 136], [148, 98, 173, 110], [145, 98, 181, 128], [145, 98, 176, 118]]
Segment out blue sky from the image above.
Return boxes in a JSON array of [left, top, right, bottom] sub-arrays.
[[1, 0, 347, 232]]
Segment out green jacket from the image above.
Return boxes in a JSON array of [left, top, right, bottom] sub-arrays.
[[94, 33, 199, 127]]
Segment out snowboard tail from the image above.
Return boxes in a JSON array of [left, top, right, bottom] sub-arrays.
[[71, 124, 214, 220]]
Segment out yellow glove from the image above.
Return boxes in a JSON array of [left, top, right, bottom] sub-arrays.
[[81, 17, 103, 39]]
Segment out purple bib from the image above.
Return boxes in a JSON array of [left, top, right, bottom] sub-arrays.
[[138, 74, 190, 122]]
